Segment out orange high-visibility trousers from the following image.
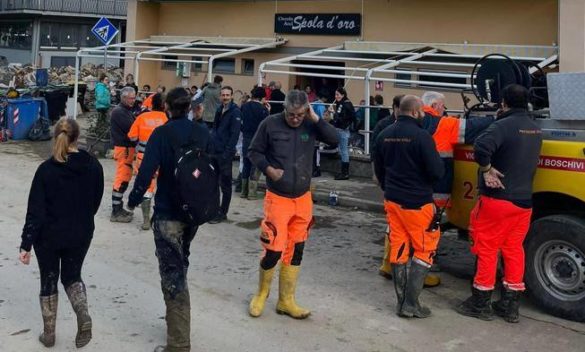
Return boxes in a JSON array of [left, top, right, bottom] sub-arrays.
[[133, 152, 157, 198], [384, 200, 441, 266], [260, 191, 314, 266], [113, 146, 135, 192]]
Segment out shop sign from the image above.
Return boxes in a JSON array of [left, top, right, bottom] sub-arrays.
[[274, 14, 361, 35]]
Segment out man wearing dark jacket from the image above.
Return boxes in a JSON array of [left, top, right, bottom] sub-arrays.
[[247, 90, 338, 319], [209, 86, 241, 223], [128, 88, 213, 352], [374, 95, 445, 319], [240, 86, 270, 200], [456, 85, 543, 323], [110, 86, 137, 223]]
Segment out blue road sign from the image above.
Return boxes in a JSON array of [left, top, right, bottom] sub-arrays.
[[91, 17, 119, 46]]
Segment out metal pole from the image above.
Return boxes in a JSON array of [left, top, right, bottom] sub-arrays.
[[73, 54, 80, 119]]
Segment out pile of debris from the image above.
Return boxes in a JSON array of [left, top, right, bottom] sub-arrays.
[[0, 63, 125, 89]]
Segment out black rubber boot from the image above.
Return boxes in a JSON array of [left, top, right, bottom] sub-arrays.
[[234, 173, 242, 193], [399, 260, 431, 318], [334, 162, 350, 180], [456, 287, 494, 321], [391, 264, 407, 314], [492, 287, 521, 323]]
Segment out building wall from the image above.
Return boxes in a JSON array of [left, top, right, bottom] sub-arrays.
[[559, 0, 585, 72], [131, 0, 558, 109]]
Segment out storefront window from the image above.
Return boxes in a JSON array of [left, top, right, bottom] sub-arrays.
[[80, 25, 101, 48], [0, 21, 33, 49], [242, 59, 255, 75], [59, 23, 78, 48], [40, 22, 59, 48], [213, 59, 235, 74]]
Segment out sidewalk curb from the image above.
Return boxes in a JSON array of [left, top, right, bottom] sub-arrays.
[[311, 189, 384, 213]]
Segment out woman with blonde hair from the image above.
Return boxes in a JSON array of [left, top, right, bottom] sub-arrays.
[[19, 118, 104, 348]]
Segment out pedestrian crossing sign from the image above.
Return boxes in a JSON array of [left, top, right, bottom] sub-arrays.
[[91, 17, 119, 46]]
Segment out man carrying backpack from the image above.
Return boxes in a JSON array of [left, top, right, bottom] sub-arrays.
[[247, 90, 338, 319], [128, 88, 213, 352]]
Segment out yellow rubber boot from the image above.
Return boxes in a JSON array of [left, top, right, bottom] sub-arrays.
[[379, 235, 393, 279], [276, 265, 311, 319], [424, 273, 441, 287], [248, 267, 276, 317]]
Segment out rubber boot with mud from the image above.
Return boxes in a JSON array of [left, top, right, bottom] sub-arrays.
[[110, 203, 133, 223], [424, 273, 441, 287], [379, 235, 392, 280], [249, 266, 276, 317], [234, 172, 242, 193], [334, 162, 350, 180], [65, 282, 92, 348], [240, 178, 249, 199], [247, 180, 259, 201], [276, 265, 311, 319], [456, 287, 494, 321], [492, 287, 521, 323], [391, 264, 407, 314], [156, 288, 191, 352], [141, 198, 152, 231], [399, 260, 432, 318], [39, 294, 58, 347]]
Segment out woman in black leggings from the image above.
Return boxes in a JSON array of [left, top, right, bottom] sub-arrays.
[[19, 118, 104, 348]]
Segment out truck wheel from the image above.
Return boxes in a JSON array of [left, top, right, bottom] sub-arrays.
[[525, 215, 585, 322]]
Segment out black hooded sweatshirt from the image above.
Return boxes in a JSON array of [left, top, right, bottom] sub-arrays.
[[20, 150, 104, 251]]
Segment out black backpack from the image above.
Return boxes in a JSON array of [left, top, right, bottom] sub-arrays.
[[168, 126, 220, 225]]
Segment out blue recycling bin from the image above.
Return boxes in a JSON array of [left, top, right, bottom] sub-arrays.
[[5, 98, 43, 140]]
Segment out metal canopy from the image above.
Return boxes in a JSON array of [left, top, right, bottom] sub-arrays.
[[73, 36, 287, 117], [259, 41, 558, 154]]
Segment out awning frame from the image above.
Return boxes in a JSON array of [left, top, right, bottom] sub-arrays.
[[259, 41, 558, 155], [73, 37, 287, 117]]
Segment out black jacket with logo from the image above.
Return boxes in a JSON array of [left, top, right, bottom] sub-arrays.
[[474, 108, 543, 206], [374, 116, 445, 208], [331, 98, 356, 130], [248, 112, 339, 198]]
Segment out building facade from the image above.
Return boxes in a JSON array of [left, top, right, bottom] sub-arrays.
[[0, 0, 126, 67], [125, 0, 565, 109]]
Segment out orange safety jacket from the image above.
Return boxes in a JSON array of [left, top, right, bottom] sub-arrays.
[[422, 106, 494, 207], [142, 93, 155, 110], [128, 111, 168, 153]]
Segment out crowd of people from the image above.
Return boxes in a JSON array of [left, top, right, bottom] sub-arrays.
[[17, 74, 542, 351]]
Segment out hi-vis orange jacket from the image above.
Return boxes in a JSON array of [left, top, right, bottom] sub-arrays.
[[128, 111, 168, 153], [422, 106, 494, 207]]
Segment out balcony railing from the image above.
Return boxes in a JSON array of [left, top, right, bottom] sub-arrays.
[[0, 0, 127, 17]]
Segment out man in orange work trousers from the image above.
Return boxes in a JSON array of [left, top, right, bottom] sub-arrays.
[[128, 93, 168, 230], [110, 87, 137, 222], [456, 85, 543, 323], [379, 91, 494, 287], [374, 95, 445, 318], [247, 90, 338, 319]]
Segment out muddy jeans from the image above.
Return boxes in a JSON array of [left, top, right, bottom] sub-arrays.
[[153, 218, 198, 298], [153, 218, 197, 352]]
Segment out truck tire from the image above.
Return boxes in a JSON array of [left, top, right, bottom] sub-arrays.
[[525, 215, 585, 322]]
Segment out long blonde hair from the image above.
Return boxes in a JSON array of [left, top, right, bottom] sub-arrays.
[[53, 118, 80, 163]]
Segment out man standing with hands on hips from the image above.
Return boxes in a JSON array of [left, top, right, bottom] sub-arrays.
[[247, 90, 339, 319], [456, 84, 543, 323]]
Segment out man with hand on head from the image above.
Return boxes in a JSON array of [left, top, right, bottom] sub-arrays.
[[247, 90, 338, 319]]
